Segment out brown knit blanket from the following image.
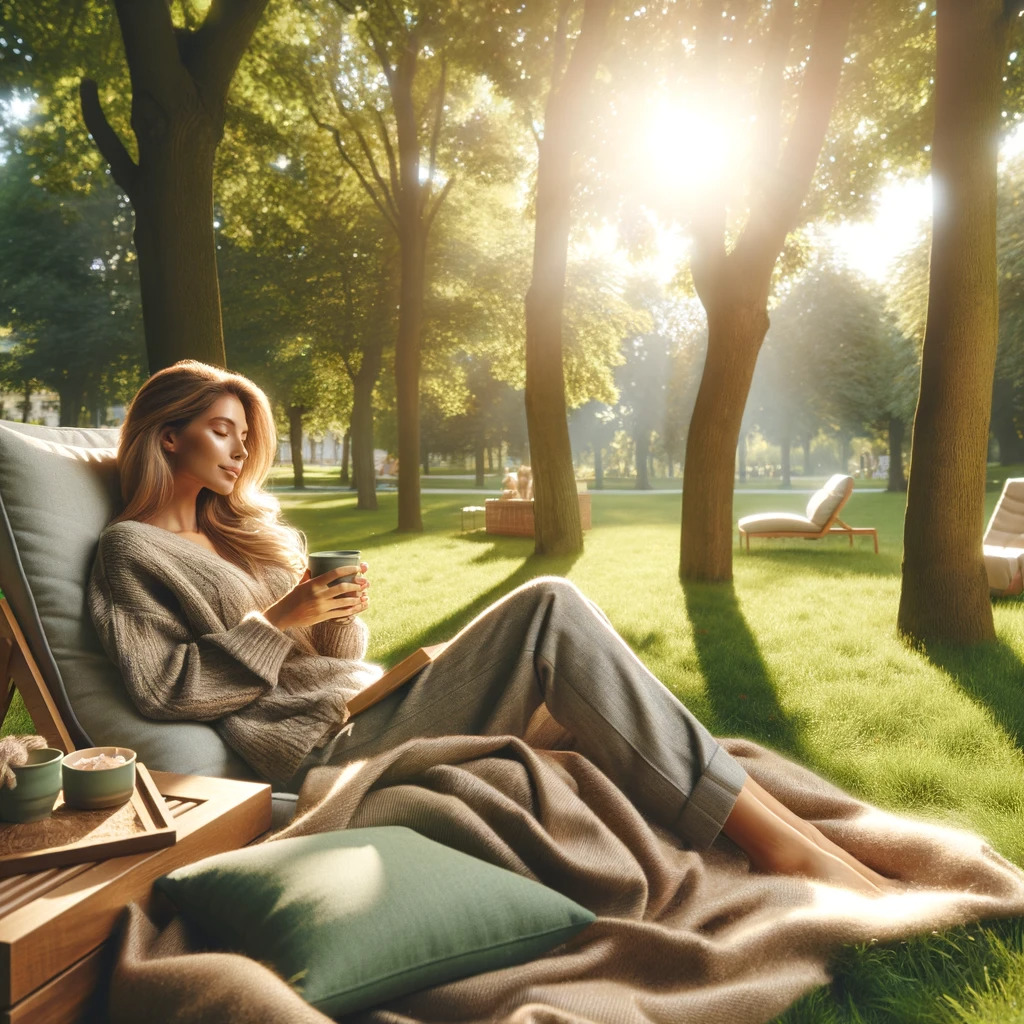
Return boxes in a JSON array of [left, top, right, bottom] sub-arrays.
[[109, 732, 1024, 1024]]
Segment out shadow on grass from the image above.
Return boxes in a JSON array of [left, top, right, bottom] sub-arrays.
[[926, 638, 1024, 753], [388, 550, 582, 660], [682, 579, 811, 763], [736, 545, 898, 580]]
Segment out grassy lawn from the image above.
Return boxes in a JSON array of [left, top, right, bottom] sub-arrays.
[[274, 478, 1024, 1024], [5, 472, 1022, 1021]]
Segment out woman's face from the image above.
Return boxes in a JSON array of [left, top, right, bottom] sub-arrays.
[[162, 394, 249, 497]]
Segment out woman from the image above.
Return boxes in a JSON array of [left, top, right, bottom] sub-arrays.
[[88, 360, 892, 894]]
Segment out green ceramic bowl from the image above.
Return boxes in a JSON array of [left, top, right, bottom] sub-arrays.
[[61, 746, 136, 810], [0, 747, 63, 823]]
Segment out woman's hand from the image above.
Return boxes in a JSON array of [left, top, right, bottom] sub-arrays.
[[264, 562, 369, 631]]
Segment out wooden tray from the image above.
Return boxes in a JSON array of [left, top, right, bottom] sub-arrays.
[[0, 763, 176, 877]]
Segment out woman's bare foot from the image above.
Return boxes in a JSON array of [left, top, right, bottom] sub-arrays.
[[722, 779, 892, 895], [743, 777, 900, 892]]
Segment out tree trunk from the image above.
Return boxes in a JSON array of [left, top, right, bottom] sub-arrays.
[[474, 429, 486, 487], [524, 0, 612, 555], [680, 0, 852, 582], [288, 405, 305, 490], [634, 427, 651, 489], [79, 0, 267, 373], [350, 354, 380, 511], [127, 135, 225, 371], [57, 381, 84, 427], [340, 429, 351, 485], [887, 416, 907, 492], [391, 50, 427, 532], [594, 445, 604, 489], [19, 385, 30, 423], [898, 0, 1009, 645], [393, 227, 425, 528], [737, 433, 747, 483], [990, 378, 1022, 464], [681, 300, 769, 581]]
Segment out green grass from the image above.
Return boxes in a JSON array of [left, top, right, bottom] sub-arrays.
[[7, 471, 1022, 1021], [272, 480, 1024, 1024]]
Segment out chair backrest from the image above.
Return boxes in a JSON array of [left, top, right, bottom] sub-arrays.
[[0, 420, 255, 779], [805, 474, 854, 528], [983, 478, 1024, 548]]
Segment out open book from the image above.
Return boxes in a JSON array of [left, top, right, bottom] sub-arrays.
[[347, 642, 451, 716]]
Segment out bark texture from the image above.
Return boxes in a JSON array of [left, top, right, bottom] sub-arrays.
[[680, 0, 852, 581], [79, 0, 268, 373], [525, 0, 613, 555], [897, 0, 1009, 645]]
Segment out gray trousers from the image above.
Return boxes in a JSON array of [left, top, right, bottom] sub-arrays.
[[299, 577, 746, 851]]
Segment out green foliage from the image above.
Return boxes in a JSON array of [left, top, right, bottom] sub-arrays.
[[0, 1, 128, 188], [0, 146, 144, 421], [754, 257, 919, 450], [888, 151, 1024, 460]]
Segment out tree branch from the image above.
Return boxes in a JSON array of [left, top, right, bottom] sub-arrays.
[[549, 0, 573, 94], [371, 105, 401, 200], [111, 0, 188, 101], [427, 54, 447, 187], [744, 0, 855, 258], [752, 0, 796, 186], [191, 0, 270, 104], [689, 0, 728, 303], [330, 90, 400, 222], [424, 174, 456, 237], [79, 79, 140, 199]]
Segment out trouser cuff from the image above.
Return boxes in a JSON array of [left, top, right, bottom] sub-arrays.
[[673, 745, 746, 851]]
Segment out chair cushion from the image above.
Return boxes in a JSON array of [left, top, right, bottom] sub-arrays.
[[0, 421, 254, 779], [983, 544, 1024, 595], [738, 512, 818, 534], [805, 474, 852, 527], [155, 825, 596, 1017]]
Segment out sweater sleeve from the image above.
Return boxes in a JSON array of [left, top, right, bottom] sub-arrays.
[[310, 616, 370, 661], [88, 535, 295, 722]]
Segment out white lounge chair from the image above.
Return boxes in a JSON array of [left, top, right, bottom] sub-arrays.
[[738, 473, 878, 553], [983, 477, 1024, 596]]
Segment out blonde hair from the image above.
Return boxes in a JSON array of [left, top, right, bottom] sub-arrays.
[[114, 360, 305, 578]]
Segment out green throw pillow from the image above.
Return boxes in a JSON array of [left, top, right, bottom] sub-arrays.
[[154, 825, 596, 1017]]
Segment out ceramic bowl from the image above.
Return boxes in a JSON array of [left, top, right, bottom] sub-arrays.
[[61, 746, 137, 810], [0, 747, 63, 823]]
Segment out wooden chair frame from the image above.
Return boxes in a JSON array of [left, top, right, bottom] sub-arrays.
[[0, 598, 73, 751], [738, 479, 878, 553]]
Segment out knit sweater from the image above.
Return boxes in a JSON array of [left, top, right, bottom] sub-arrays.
[[87, 520, 381, 786]]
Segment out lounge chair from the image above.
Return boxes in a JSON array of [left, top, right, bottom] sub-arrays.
[[737, 473, 878, 553], [0, 421, 297, 824], [983, 477, 1024, 596]]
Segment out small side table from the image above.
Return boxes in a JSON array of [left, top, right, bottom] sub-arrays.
[[460, 505, 485, 532], [0, 771, 271, 1024]]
